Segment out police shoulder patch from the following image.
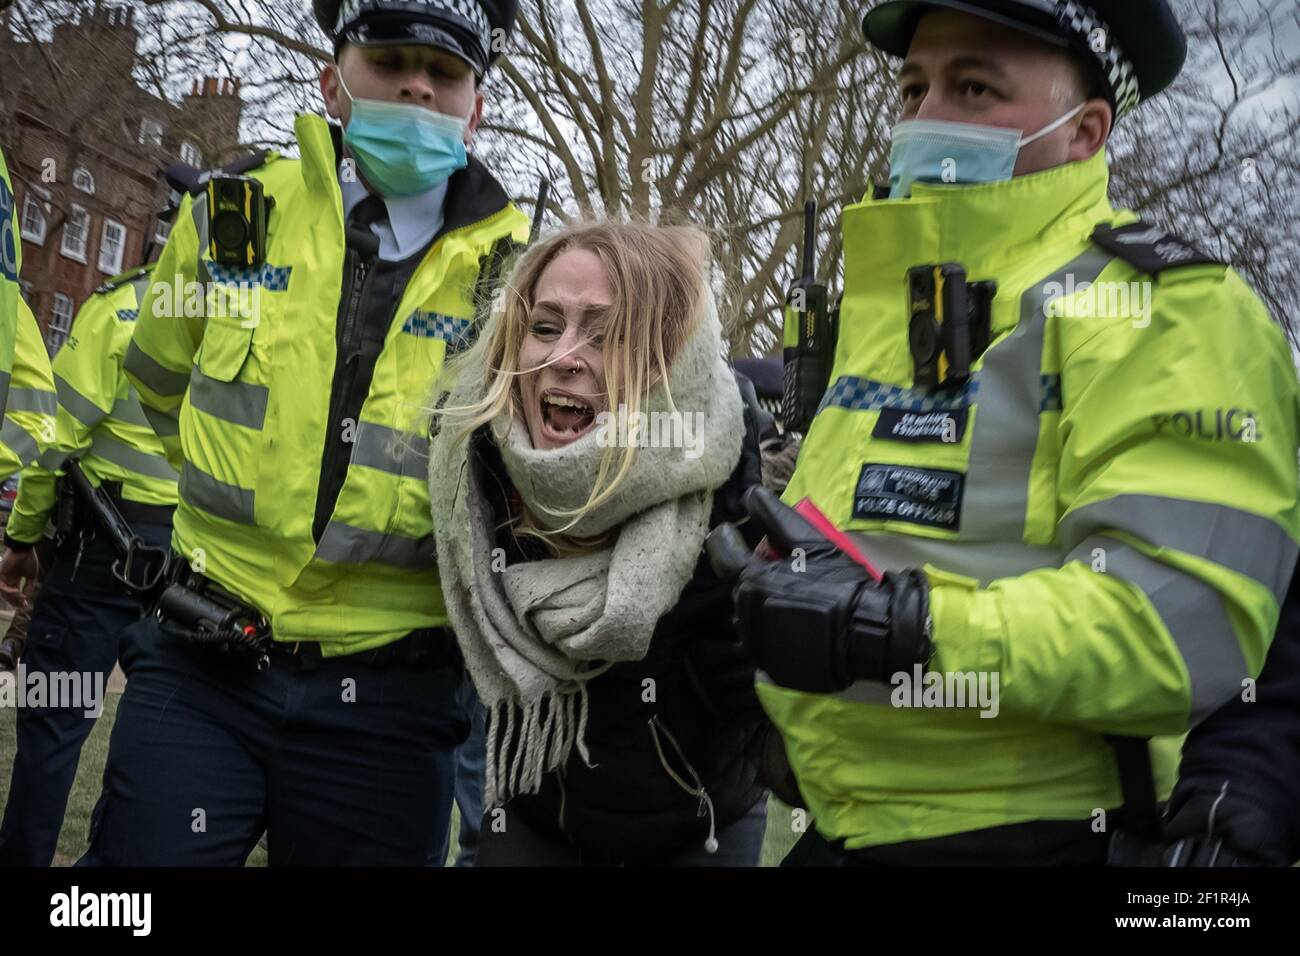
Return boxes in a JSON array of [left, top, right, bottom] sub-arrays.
[[187, 151, 274, 195], [1090, 220, 1226, 278], [95, 263, 152, 295]]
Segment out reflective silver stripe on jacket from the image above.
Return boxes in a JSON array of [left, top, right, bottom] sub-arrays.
[[1066, 534, 1247, 724], [1061, 494, 1298, 604], [180, 462, 254, 524], [88, 434, 178, 482], [188, 365, 268, 430], [109, 393, 153, 428], [5, 386, 57, 417], [54, 374, 107, 429], [142, 403, 180, 438], [37, 447, 72, 471], [125, 340, 190, 398], [352, 421, 429, 478], [847, 530, 1060, 586], [314, 521, 436, 569], [0, 417, 40, 468], [960, 247, 1115, 541]]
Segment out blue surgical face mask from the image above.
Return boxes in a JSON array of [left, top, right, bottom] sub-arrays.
[[338, 72, 470, 197], [887, 103, 1086, 199]]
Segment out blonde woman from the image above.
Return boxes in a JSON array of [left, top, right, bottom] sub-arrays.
[[429, 221, 769, 865]]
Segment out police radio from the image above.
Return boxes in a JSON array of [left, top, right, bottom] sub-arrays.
[[907, 263, 996, 390], [205, 175, 273, 269], [529, 175, 551, 245], [782, 200, 836, 432]]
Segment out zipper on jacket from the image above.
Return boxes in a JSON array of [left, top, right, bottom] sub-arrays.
[[339, 248, 370, 362], [312, 246, 372, 543]]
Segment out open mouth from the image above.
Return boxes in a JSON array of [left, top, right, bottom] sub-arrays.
[[540, 388, 597, 441]]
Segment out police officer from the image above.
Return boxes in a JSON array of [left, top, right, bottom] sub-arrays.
[[0, 134, 58, 559], [0, 246, 181, 865], [80, 0, 527, 866], [712, 0, 1300, 865]]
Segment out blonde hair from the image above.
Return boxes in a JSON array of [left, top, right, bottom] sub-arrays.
[[438, 219, 711, 543]]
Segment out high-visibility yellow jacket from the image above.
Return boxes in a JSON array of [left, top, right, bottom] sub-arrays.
[[0, 143, 21, 424], [764, 149, 1300, 850], [7, 264, 178, 544], [125, 113, 529, 655], [0, 298, 57, 478], [1, 144, 55, 474]]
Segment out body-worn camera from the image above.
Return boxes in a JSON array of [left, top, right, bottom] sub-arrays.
[[206, 175, 273, 269], [907, 263, 996, 390]]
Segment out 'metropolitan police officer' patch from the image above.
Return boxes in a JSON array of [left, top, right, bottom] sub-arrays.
[[854, 463, 964, 530]]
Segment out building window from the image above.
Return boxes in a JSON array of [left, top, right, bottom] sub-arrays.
[[19, 280, 33, 303], [138, 118, 164, 146], [73, 166, 95, 194], [180, 141, 202, 168], [60, 204, 90, 262], [98, 219, 126, 275], [49, 293, 75, 354], [155, 217, 172, 245], [20, 193, 47, 244]]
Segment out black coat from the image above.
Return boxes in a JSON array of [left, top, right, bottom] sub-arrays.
[[472, 399, 769, 864]]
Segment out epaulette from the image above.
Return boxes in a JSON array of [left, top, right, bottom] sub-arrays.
[[94, 262, 154, 295], [1091, 220, 1226, 277], [186, 150, 277, 195]]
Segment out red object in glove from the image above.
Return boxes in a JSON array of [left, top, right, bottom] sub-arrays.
[[790, 497, 884, 582]]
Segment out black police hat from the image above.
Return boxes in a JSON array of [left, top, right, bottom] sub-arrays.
[[861, 0, 1187, 120], [313, 0, 518, 76]]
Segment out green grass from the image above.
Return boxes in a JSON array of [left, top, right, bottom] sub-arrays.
[[0, 692, 800, 866]]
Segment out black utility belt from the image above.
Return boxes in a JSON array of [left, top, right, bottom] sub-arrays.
[[58, 476, 175, 530], [97, 479, 176, 526], [159, 559, 462, 671], [112, 498, 176, 527]]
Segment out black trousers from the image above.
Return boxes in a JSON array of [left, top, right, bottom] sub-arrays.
[[76, 615, 469, 866], [0, 522, 171, 867], [782, 819, 1110, 867]]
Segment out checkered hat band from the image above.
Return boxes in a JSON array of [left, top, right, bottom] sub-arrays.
[[337, 0, 491, 56], [1053, 0, 1141, 118]]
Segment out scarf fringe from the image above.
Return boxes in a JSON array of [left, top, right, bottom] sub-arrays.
[[482, 684, 595, 810]]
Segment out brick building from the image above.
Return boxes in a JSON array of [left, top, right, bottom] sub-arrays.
[[0, 2, 243, 354]]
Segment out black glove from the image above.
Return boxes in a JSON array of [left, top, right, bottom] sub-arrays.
[[1162, 779, 1290, 867], [706, 487, 934, 694]]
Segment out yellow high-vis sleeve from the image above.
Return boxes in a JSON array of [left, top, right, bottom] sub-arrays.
[[7, 286, 123, 543], [930, 266, 1300, 738], [0, 298, 56, 480]]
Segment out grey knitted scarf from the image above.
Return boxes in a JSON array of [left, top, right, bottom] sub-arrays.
[[429, 292, 743, 809]]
